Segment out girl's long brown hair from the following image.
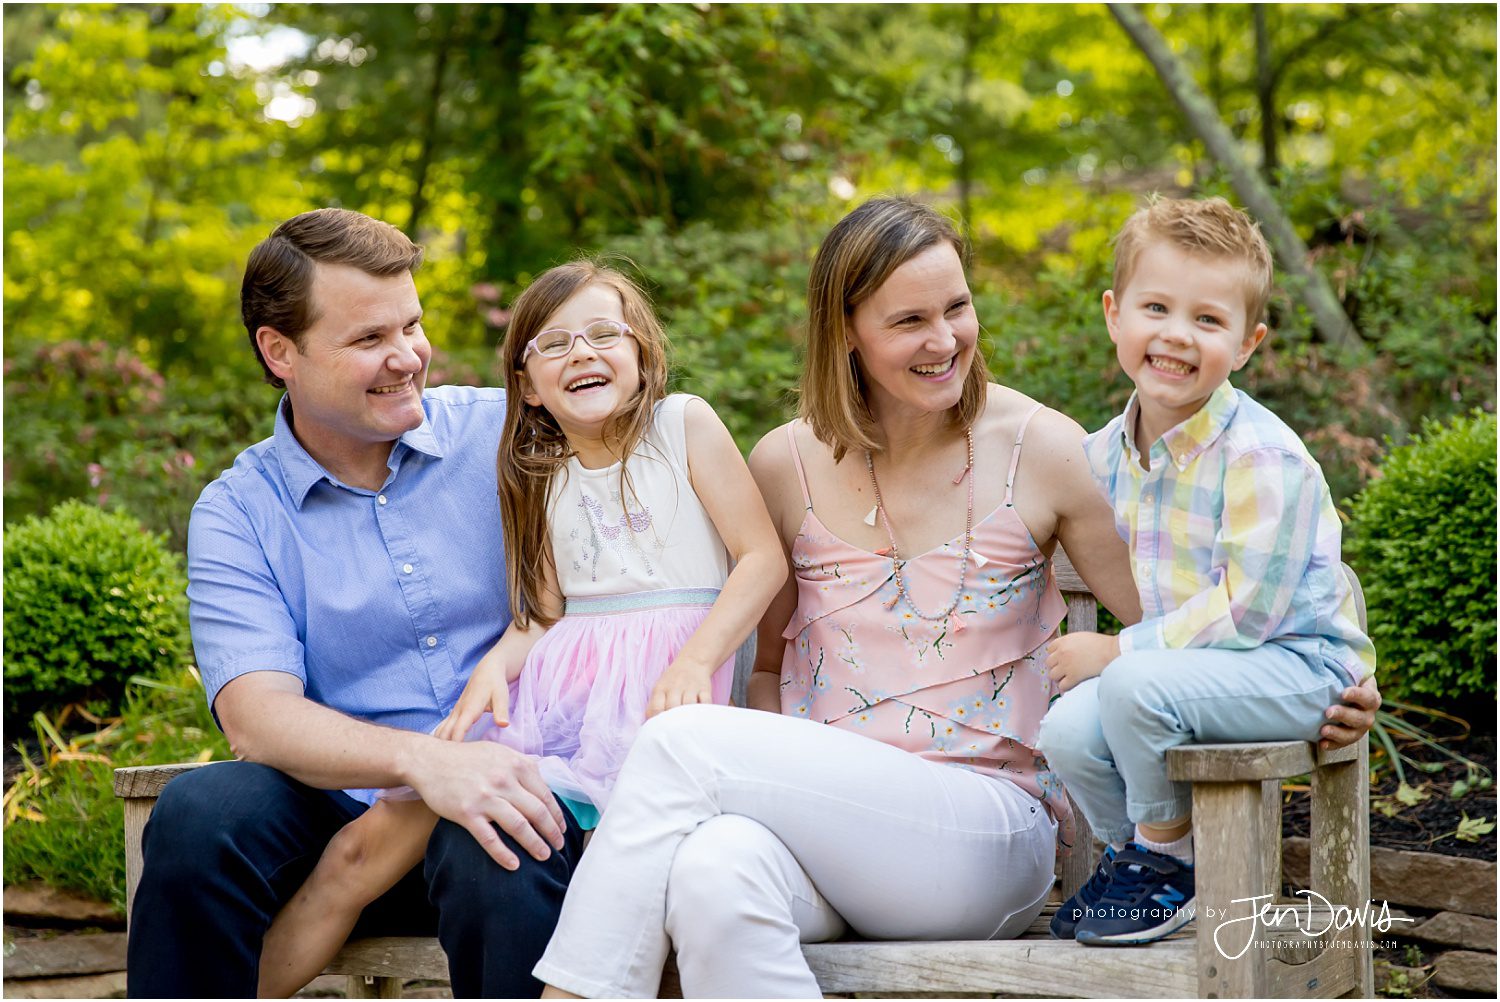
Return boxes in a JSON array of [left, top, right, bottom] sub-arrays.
[[498, 262, 669, 627]]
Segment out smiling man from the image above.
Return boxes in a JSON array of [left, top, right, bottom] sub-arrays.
[[126, 209, 586, 999]]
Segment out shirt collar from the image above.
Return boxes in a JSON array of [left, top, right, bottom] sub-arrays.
[[274, 394, 448, 509], [1119, 382, 1239, 471]]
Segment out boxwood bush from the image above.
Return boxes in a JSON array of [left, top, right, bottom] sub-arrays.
[[4, 500, 189, 718], [1345, 412, 1497, 704]]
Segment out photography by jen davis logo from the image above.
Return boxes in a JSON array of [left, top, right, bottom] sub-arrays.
[[1205, 891, 1415, 960]]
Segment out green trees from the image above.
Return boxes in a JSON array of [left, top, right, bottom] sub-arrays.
[[2, 3, 1494, 516]]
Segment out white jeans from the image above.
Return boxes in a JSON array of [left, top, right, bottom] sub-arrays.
[[533, 704, 1057, 998]]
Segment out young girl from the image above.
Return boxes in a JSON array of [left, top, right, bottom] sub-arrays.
[[256, 262, 786, 997]]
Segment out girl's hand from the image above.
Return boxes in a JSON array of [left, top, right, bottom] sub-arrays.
[[646, 658, 714, 719], [437, 649, 512, 741], [1045, 631, 1120, 693]]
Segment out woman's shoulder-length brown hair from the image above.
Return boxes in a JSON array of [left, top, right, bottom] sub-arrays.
[[798, 195, 989, 461]]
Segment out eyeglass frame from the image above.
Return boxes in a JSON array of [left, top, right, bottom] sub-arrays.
[[520, 319, 635, 363]]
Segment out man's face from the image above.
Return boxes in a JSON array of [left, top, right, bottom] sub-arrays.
[[275, 262, 431, 456]]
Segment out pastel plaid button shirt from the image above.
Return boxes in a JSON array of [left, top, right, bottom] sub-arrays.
[[1083, 382, 1375, 686]]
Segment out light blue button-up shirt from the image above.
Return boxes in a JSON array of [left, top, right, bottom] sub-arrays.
[[186, 385, 511, 800]]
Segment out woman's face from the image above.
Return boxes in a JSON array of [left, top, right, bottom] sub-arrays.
[[847, 242, 979, 422]]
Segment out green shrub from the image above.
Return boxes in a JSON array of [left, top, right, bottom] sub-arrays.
[[4, 501, 189, 718], [1345, 412, 1497, 703], [3, 669, 230, 912]]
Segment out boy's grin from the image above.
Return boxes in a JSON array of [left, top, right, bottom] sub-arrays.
[[1103, 241, 1267, 453]]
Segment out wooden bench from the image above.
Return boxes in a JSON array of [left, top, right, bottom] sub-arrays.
[[114, 556, 1373, 998]]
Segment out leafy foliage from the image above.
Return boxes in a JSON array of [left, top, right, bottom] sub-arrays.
[[3, 670, 230, 913], [4, 339, 277, 548], [605, 220, 812, 449], [3, 502, 190, 718], [1345, 412, 1497, 703]]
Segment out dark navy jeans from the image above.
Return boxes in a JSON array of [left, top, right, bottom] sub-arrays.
[[125, 761, 586, 998]]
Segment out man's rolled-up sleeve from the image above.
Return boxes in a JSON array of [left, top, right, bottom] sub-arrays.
[[186, 492, 306, 715]]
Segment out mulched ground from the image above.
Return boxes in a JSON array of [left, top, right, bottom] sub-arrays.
[[1282, 726, 1497, 861]]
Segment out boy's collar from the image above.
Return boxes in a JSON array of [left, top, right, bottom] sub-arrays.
[[1120, 383, 1240, 470]]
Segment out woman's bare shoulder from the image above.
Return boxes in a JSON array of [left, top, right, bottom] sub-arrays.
[[978, 383, 1087, 445], [748, 420, 797, 482]]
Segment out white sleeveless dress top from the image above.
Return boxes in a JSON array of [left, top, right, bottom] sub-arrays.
[[547, 393, 730, 603]]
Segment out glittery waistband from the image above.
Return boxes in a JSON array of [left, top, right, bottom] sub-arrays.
[[564, 587, 721, 616]]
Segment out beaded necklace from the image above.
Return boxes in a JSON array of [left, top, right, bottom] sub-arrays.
[[865, 427, 975, 626]]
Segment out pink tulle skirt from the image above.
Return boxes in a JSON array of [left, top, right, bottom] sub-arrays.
[[472, 588, 733, 812]]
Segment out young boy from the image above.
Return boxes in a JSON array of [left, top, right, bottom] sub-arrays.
[[1037, 196, 1377, 947]]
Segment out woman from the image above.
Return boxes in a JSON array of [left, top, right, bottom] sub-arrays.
[[533, 197, 1377, 998]]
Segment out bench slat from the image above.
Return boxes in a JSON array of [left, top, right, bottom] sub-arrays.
[[803, 938, 1196, 998], [113, 761, 211, 798], [1166, 740, 1358, 782]]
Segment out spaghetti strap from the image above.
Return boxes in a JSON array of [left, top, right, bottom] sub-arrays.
[[1004, 403, 1046, 504], [785, 422, 814, 511]]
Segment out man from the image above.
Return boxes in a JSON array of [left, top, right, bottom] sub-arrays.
[[127, 209, 584, 998]]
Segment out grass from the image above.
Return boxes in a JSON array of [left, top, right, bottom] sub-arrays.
[[2, 667, 231, 914]]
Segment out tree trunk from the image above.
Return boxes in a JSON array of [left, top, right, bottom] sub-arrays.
[[1108, 3, 1363, 352], [956, 3, 980, 244], [485, 3, 534, 276], [406, 6, 456, 240], [1254, 6, 1279, 180]]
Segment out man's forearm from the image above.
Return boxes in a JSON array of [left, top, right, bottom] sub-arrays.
[[217, 674, 431, 792]]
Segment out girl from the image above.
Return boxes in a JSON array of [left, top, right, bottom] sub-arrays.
[[257, 262, 786, 998]]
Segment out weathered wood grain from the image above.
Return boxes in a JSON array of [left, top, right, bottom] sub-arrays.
[[111, 760, 212, 798], [122, 798, 153, 925], [1311, 736, 1373, 998], [802, 938, 1196, 998], [343, 973, 405, 998], [325, 939, 451, 981], [1192, 779, 1271, 997], [1167, 740, 1316, 782]]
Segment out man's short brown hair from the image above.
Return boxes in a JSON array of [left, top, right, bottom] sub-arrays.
[[241, 209, 424, 387], [1112, 196, 1274, 328]]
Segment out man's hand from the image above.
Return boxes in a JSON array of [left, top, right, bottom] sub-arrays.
[[216, 671, 566, 871], [407, 739, 566, 871], [1045, 631, 1121, 693], [646, 656, 714, 719], [1319, 673, 1382, 750]]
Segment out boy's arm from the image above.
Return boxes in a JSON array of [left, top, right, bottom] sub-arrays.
[[1117, 448, 1325, 654]]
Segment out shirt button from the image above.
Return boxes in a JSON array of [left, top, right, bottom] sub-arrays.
[[425, 636, 437, 648], [377, 494, 388, 506], [403, 563, 414, 574]]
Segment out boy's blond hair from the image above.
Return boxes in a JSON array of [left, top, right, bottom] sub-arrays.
[[1112, 196, 1274, 327]]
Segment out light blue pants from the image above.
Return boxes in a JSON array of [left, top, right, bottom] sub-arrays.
[[1036, 645, 1348, 846]]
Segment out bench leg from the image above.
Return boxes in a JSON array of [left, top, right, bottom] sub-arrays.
[[346, 974, 404, 998], [1311, 738, 1373, 998], [1193, 779, 1271, 998]]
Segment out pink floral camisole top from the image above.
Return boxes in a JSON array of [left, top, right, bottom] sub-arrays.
[[779, 404, 1075, 847]]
